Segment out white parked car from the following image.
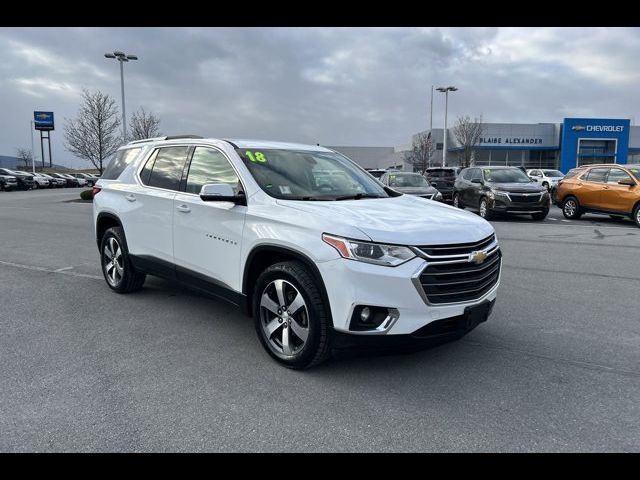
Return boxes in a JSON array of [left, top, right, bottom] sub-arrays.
[[527, 169, 564, 191], [93, 136, 501, 368], [14, 170, 49, 189]]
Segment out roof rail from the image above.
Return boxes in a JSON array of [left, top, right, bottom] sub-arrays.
[[164, 135, 204, 140], [126, 135, 204, 146], [127, 136, 167, 145], [222, 139, 239, 148]]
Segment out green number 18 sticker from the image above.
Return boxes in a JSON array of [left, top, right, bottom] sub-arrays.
[[246, 151, 267, 163]]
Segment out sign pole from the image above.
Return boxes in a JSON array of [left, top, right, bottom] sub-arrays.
[[30, 120, 36, 174], [47, 132, 53, 168], [40, 131, 45, 169]]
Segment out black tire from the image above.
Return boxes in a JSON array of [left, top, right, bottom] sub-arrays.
[[531, 209, 549, 221], [253, 261, 332, 369], [562, 196, 582, 219], [478, 197, 494, 220], [100, 226, 146, 293], [453, 193, 464, 209], [633, 204, 640, 228]]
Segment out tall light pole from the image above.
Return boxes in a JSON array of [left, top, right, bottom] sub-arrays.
[[104, 51, 138, 141], [436, 86, 458, 167]]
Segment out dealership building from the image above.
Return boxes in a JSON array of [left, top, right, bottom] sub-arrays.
[[414, 118, 640, 173]]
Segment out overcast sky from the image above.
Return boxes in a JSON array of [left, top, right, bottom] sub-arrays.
[[1, 27, 639, 168]]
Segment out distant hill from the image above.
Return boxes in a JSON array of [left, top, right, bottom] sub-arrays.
[[0, 155, 70, 170]]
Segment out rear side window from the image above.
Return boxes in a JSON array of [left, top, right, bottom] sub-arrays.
[[101, 148, 142, 180], [462, 169, 472, 180], [564, 168, 583, 179], [585, 168, 608, 183], [141, 146, 190, 191]]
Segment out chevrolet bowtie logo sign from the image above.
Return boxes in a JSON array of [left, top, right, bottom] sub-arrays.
[[33, 111, 55, 131], [468, 250, 488, 264], [572, 125, 586, 131]]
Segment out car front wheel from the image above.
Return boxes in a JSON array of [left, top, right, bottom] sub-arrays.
[[633, 204, 640, 228], [253, 261, 332, 369], [479, 198, 494, 220]]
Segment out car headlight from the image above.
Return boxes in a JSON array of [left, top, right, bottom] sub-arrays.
[[322, 234, 416, 267], [493, 190, 509, 197]]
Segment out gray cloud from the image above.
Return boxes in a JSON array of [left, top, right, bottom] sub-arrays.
[[1, 27, 639, 168]]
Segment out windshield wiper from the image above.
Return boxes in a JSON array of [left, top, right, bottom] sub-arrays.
[[334, 193, 384, 201]]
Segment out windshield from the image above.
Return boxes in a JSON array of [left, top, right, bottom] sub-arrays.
[[543, 170, 564, 177], [236, 148, 388, 200], [483, 168, 532, 183], [388, 173, 430, 188]]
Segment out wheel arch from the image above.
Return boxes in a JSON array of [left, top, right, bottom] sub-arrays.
[[96, 212, 122, 249], [243, 244, 333, 324]]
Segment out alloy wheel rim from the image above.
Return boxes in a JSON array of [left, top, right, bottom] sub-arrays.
[[259, 279, 309, 357], [480, 200, 487, 217], [103, 237, 124, 286], [636, 208, 640, 225], [565, 200, 576, 217]]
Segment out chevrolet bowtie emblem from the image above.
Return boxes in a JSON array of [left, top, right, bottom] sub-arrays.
[[468, 250, 487, 264], [36, 113, 50, 119]]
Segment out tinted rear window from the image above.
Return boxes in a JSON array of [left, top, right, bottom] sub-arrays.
[[102, 148, 142, 180]]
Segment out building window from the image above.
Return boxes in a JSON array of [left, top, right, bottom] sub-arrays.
[[436, 143, 443, 150], [490, 150, 507, 166], [507, 150, 525, 166], [473, 150, 491, 165]]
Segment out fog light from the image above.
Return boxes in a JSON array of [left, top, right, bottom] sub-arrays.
[[360, 306, 371, 322]]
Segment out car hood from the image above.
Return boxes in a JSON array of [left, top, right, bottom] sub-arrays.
[[278, 194, 493, 245], [490, 182, 545, 193], [391, 186, 439, 196]]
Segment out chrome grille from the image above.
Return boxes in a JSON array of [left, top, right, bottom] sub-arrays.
[[508, 193, 541, 203], [413, 234, 501, 305]]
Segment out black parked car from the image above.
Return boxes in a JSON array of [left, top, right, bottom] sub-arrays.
[[50, 173, 78, 187], [425, 167, 462, 203], [379, 171, 443, 201], [0, 168, 34, 190], [0, 172, 18, 191], [453, 166, 550, 221]]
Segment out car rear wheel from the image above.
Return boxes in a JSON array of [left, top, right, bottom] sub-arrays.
[[479, 198, 494, 220], [253, 261, 332, 369], [453, 193, 464, 209], [100, 226, 146, 293], [633, 204, 640, 228], [562, 197, 582, 219]]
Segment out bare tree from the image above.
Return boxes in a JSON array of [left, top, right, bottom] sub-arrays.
[[452, 115, 485, 168], [405, 132, 435, 175], [129, 107, 161, 141], [16, 148, 33, 168], [64, 89, 121, 174]]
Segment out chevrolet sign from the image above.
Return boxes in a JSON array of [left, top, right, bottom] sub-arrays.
[[34, 111, 54, 131], [572, 124, 624, 133]]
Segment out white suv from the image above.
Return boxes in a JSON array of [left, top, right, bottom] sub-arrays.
[[527, 169, 564, 191], [93, 136, 501, 368]]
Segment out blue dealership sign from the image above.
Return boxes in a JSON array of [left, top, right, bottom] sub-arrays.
[[560, 118, 630, 172], [34, 111, 55, 131]]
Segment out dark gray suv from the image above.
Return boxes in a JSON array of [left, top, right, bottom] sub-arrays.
[[453, 166, 549, 220]]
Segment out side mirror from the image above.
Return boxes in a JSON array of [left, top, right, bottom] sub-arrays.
[[199, 183, 246, 205], [618, 178, 636, 186], [471, 178, 483, 184]]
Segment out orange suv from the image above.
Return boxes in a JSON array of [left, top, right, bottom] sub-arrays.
[[555, 164, 640, 227]]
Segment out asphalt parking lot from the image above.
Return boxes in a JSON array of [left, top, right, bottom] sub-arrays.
[[0, 189, 638, 452]]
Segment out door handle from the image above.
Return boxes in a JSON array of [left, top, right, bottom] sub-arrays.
[[125, 194, 136, 202], [176, 204, 191, 213], [603, 186, 609, 189]]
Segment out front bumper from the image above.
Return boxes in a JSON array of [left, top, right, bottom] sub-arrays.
[[487, 193, 549, 214], [317, 254, 500, 336]]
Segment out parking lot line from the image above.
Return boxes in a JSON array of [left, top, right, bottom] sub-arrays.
[[0, 259, 102, 280]]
